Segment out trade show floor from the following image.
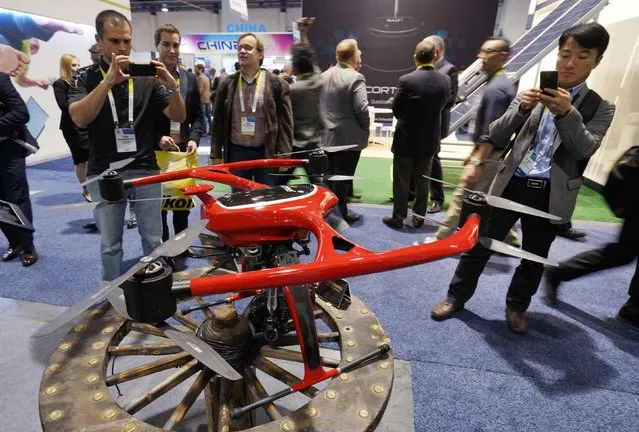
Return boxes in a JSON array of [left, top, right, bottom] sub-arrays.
[[1, 154, 637, 431]]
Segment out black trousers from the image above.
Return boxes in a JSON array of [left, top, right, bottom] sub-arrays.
[[392, 154, 433, 218], [327, 150, 361, 217], [552, 215, 639, 301], [161, 210, 189, 242], [429, 153, 445, 204], [0, 144, 34, 251], [448, 176, 558, 312]]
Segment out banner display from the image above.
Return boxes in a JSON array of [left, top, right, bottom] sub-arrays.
[[303, 0, 500, 108], [181, 33, 294, 57]]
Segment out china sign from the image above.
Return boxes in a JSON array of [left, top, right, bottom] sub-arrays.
[[182, 33, 294, 57]]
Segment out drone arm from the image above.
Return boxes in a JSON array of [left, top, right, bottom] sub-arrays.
[[181, 215, 481, 298]]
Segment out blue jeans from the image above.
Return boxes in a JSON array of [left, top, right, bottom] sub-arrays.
[[201, 102, 211, 134], [88, 169, 162, 281], [228, 144, 272, 192]]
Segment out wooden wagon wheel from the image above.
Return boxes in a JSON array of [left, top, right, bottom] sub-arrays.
[[39, 265, 394, 431]]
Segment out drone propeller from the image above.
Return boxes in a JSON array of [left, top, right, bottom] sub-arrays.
[[411, 213, 558, 266], [81, 157, 135, 187], [422, 174, 561, 221], [268, 172, 360, 182], [32, 220, 208, 338], [105, 288, 241, 381], [277, 144, 357, 157]]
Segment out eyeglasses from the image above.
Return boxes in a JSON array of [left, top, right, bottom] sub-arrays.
[[237, 45, 258, 53]]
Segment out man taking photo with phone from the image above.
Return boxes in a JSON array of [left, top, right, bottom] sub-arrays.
[[69, 9, 186, 282], [431, 23, 615, 335]]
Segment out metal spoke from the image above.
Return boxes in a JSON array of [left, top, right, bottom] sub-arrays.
[[260, 346, 340, 368], [105, 352, 192, 386], [108, 342, 181, 356], [124, 359, 202, 414], [245, 365, 281, 420], [253, 355, 319, 398], [163, 367, 215, 430]]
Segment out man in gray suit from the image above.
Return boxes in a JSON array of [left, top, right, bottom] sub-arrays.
[[432, 23, 615, 334], [321, 39, 370, 223]]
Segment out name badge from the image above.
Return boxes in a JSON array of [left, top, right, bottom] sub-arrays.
[[115, 128, 137, 153], [518, 148, 539, 174], [241, 117, 256, 136]]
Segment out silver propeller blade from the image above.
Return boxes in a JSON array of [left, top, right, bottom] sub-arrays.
[[479, 237, 558, 266], [81, 157, 136, 187], [156, 322, 242, 381], [106, 287, 131, 319], [326, 175, 361, 181], [32, 221, 207, 338], [278, 144, 357, 156], [411, 212, 457, 231], [422, 174, 561, 221], [48, 202, 104, 211], [484, 195, 561, 221]]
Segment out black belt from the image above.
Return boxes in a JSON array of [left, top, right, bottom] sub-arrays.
[[513, 176, 550, 189]]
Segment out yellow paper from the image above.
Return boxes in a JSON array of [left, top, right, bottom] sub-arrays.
[[155, 151, 198, 211]]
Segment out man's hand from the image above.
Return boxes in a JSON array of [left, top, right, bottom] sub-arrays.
[[104, 53, 131, 88], [210, 157, 223, 165], [538, 87, 572, 117], [158, 136, 176, 151], [519, 88, 540, 112], [0, 45, 29, 77], [186, 140, 197, 155], [463, 148, 476, 166], [465, 165, 481, 183], [296, 17, 315, 29], [151, 60, 178, 90]]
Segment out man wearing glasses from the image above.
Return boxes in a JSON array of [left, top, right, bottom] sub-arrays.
[[422, 36, 519, 246], [210, 32, 293, 185]]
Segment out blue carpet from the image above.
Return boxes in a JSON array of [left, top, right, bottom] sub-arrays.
[[3, 156, 638, 431]]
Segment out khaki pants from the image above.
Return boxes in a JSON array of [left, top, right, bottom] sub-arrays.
[[435, 151, 520, 246]]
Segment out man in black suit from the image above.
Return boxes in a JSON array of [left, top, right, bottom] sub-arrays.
[[154, 24, 203, 256], [0, 72, 38, 266], [425, 35, 458, 214], [383, 40, 450, 229]]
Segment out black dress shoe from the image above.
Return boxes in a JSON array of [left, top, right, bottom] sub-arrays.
[[557, 228, 587, 240], [347, 193, 362, 201], [20, 249, 39, 267], [343, 212, 361, 223], [427, 202, 443, 214], [83, 222, 98, 232], [2, 246, 22, 262], [382, 216, 403, 229], [505, 308, 528, 334]]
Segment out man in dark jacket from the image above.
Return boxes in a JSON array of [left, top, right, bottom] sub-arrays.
[[153, 24, 203, 255], [210, 32, 293, 186], [0, 72, 37, 266], [383, 39, 450, 229], [425, 35, 458, 214]]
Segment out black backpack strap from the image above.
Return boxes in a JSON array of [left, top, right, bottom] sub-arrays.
[[270, 73, 282, 114], [575, 89, 603, 174]]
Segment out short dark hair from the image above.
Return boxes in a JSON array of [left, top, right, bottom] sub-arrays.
[[272, 69, 280, 75], [486, 36, 511, 53], [559, 22, 610, 57], [234, 62, 240, 71], [415, 40, 435, 64], [154, 24, 181, 47], [292, 43, 316, 75], [95, 10, 131, 38]]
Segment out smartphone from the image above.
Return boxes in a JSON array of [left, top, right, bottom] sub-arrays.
[[128, 63, 157, 77], [539, 71, 558, 95]]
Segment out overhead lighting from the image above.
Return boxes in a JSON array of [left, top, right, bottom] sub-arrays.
[[161, 3, 168, 12]]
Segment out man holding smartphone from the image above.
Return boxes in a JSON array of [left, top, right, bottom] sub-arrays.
[[69, 9, 186, 282], [432, 23, 615, 334]]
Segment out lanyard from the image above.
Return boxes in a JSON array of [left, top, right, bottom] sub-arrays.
[[238, 69, 264, 113], [297, 72, 313, 80], [417, 63, 434, 69], [99, 66, 133, 127], [338, 62, 352, 69]]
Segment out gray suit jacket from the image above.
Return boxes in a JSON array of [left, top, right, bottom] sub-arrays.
[[488, 84, 615, 224], [320, 64, 370, 151]]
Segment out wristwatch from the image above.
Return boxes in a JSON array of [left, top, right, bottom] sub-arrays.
[[468, 159, 483, 166]]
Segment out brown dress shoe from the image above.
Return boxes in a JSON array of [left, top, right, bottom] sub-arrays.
[[505, 308, 528, 334], [431, 297, 463, 320], [383, 216, 403, 229], [21, 249, 39, 267]]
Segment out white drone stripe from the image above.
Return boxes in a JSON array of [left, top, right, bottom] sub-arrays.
[[215, 185, 318, 210]]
